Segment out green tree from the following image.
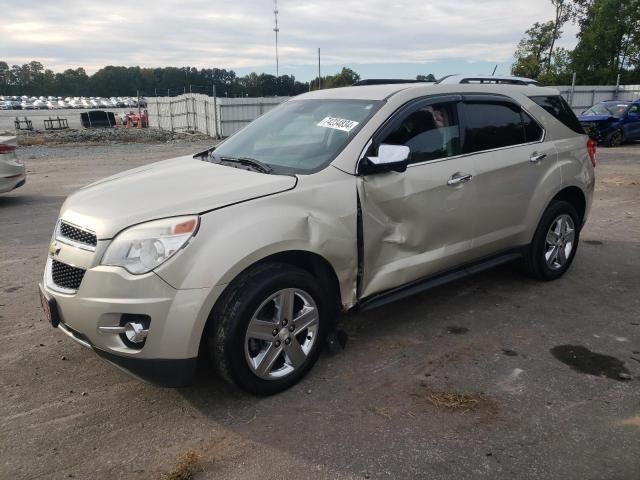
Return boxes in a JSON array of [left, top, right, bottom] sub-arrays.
[[310, 67, 360, 90], [0, 61, 9, 90], [571, 0, 640, 83], [546, 0, 573, 71], [512, 21, 556, 78], [539, 48, 574, 84], [416, 74, 436, 82]]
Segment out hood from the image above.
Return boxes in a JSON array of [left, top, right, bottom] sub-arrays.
[[577, 114, 617, 123], [60, 155, 297, 239]]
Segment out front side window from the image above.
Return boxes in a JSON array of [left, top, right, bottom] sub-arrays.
[[213, 99, 381, 173], [380, 101, 461, 163], [462, 102, 526, 153]]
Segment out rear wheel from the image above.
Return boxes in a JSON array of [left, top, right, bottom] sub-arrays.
[[209, 262, 330, 395], [522, 201, 580, 281]]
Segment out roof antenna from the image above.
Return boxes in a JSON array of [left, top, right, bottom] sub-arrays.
[[491, 64, 498, 76]]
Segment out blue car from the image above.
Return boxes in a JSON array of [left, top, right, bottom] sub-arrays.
[[578, 100, 640, 147]]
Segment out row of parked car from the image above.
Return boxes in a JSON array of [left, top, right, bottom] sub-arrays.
[[0, 95, 147, 110]]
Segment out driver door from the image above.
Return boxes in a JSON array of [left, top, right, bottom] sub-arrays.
[[626, 104, 640, 140], [357, 96, 478, 298]]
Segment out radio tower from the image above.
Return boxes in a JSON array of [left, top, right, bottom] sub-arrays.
[[273, 0, 280, 77]]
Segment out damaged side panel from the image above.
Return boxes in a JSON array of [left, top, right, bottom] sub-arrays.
[[356, 157, 478, 299], [155, 166, 361, 309]]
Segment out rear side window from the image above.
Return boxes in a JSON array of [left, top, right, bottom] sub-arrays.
[[462, 102, 526, 153], [529, 95, 584, 134], [522, 111, 544, 142]]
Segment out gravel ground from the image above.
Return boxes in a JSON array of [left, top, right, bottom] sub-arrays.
[[1, 142, 639, 480], [16, 127, 215, 146]]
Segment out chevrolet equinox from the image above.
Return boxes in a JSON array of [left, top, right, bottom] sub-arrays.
[[39, 83, 595, 394]]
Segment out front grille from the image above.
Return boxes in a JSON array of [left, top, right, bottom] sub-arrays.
[[51, 260, 86, 291], [59, 222, 97, 247]]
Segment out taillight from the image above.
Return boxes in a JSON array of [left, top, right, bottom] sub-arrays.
[[587, 138, 597, 168], [0, 144, 17, 154]]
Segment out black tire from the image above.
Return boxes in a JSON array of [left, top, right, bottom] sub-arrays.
[[607, 129, 624, 147], [209, 262, 331, 395], [522, 200, 581, 281]]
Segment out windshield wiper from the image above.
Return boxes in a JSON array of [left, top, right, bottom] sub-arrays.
[[208, 153, 273, 174]]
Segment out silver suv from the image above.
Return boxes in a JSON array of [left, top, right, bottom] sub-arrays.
[[39, 84, 595, 394]]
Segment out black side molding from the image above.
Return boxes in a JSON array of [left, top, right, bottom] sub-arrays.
[[356, 248, 525, 312], [94, 348, 197, 388]]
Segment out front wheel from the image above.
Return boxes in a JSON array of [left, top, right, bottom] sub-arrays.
[[607, 129, 624, 147], [209, 262, 330, 395], [522, 201, 580, 281]]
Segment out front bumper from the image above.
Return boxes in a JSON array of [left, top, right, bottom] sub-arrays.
[[40, 255, 224, 387], [51, 314, 198, 387], [579, 122, 613, 144]]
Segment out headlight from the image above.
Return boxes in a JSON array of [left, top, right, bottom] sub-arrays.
[[101, 216, 199, 274]]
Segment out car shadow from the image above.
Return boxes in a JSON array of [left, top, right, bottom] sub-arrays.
[[177, 261, 528, 416], [0, 193, 64, 208]]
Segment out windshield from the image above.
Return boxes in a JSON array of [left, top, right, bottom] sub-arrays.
[[212, 99, 381, 173], [583, 102, 629, 117]]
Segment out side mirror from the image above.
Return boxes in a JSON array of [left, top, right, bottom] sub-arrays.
[[359, 144, 410, 174]]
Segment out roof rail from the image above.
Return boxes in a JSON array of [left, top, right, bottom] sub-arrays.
[[353, 79, 433, 86], [435, 74, 539, 86]]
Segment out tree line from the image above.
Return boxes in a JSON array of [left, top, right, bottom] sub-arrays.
[[512, 0, 640, 84], [0, 61, 437, 98]]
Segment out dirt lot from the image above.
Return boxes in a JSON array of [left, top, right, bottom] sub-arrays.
[[1, 140, 639, 480]]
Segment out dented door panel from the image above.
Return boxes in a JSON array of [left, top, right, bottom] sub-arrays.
[[357, 157, 477, 298]]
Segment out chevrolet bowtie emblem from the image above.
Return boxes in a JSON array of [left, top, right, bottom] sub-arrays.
[[48, 243, 61, 257]]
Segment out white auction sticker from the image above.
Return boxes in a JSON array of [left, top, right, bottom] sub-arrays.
[[317, 116, 359, 132]]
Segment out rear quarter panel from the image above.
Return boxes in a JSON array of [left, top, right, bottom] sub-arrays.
[[518, 93, 595, 231]]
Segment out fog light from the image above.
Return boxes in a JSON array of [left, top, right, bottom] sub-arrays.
[[124, 322, 148, 343], [118, 313, 151, 349]]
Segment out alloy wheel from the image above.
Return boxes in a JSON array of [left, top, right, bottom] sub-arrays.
[[544, 214, 575, 270], [244, 288, 319, 380]]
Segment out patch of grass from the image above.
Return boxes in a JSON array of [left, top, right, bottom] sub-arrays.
[[426, 391, 481, 410], [370, 405, 393, 420], [617, 416, 640, 427], [161, 451, 203, 480]]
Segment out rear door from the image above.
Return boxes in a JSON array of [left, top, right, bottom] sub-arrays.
[[459, 95, 557, 258], [357, 96, 478, 298]]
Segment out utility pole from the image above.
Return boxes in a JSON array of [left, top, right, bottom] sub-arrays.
[[318, 48, 321, 90], [273, 0, 280, 78]]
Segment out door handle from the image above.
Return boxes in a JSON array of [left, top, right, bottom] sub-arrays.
[[447, 173, 473, 186], [529, 153, 547, 163]]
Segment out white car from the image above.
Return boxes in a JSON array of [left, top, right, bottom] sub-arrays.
[[0, 133, 26, 194]]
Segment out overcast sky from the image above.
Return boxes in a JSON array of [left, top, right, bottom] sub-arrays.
[[0, 0, 579, 81]]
